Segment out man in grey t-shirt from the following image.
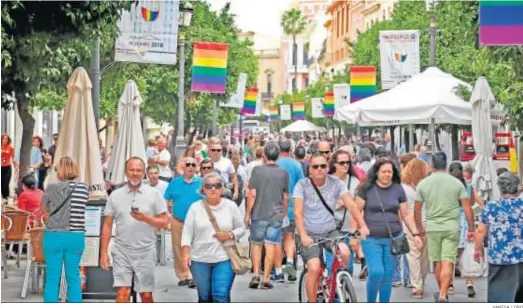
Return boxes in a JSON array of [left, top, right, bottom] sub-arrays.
[[99, 157, 169, 303], [245, 142, 289, 289]]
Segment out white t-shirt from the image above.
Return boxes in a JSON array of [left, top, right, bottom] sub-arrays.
[[213, 157, 235, 183], [402, 183, 426, 225], [335, 175, 360, 232], [157, 149, 172, 178], [245, 159, 263, 181], [237, 165, 247, 181], [145, 180, 169, 198]]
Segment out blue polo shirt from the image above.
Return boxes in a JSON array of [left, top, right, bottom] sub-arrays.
[[277, 157, 304, 221], [164, 176, 203, 221]]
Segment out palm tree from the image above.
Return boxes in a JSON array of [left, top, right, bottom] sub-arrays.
[[281, 8, 307, 93]]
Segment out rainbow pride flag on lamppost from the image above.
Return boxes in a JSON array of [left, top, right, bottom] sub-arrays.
[[292, 102, 305, 120], [240, 87, 258, 115], [350, 66, 377, 103], [191, 42, 229, 93], [324, 92, 334, 117], [269, 106, 279, 121], [479, 0, 523, 46]]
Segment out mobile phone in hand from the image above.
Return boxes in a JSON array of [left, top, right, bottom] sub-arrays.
[[131, 206, 139, 212]]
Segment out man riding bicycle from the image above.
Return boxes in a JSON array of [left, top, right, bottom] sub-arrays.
[[293, 153, 369, 302]]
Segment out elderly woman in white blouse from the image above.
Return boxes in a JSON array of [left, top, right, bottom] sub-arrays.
[[181, 172, 246, 303]]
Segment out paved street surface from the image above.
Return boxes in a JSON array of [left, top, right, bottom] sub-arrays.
[[1, 231, 487, 303]]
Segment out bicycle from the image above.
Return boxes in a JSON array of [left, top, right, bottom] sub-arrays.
[[298, 232, 359, 303]]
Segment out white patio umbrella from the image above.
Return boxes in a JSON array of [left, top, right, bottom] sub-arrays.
[[45, 67, 106, 199], [470, 77, 500, 202], [105, 80, 147, 185], [281, 120, 327, 133]]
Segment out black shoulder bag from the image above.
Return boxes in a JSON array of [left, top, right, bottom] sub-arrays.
[[309, 178, 335, 217], [49, 183, 78, 217], [373, 186, 409, 255]]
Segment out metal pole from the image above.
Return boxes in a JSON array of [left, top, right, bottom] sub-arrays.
[[175, 32, 186, 158], [212, 100, 217, 137], [408, 124, 414, 152], [429, 16, 436, 67], [90, 37, 101, 131]]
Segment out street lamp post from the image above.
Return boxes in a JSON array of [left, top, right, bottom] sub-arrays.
[[174, 2, 193, 159]]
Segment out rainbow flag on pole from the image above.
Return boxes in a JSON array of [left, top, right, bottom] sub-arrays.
[[324, 92, 334, 116], [240, 88, 258, 115], [269, 106, 279, 121], [292, 102, 305, 120], [479, 0, 523, 46], [350, 66, 377, 103], [191, 42, 229, 93]]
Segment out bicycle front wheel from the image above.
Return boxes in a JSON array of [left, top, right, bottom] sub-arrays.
[[298, 268, 307, 302], [339, 274, 358, 302]]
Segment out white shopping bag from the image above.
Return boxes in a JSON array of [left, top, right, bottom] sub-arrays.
[[282, 216, 290, 228], [458, 242, 485, 278]]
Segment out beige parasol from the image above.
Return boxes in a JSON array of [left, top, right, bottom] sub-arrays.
[[45, 67, 106, 199]]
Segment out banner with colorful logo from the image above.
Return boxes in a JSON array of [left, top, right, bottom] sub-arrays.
[[333, 84, 350, 111], [350, 66, 377, 103], [292, 102, 305, 120], [323, 92, 335, 116], [479, 0, 523, 46], [280, 105, 291, 121], [269, 106, 279, 121], [379, 30, 420, 89], [191, 42, 229, 93], [115, 0, 180, 65], [240, 87, 258, 115], [311, 98, 325, 118]]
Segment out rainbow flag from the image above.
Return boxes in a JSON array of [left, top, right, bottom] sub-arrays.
[[479, 0, 523, 46], [240, 88, 258, 115], [324, 92, 335, 116], [141, 7, 159, 22], [292, 102, 305, 120], [191, 42, 229, 93], [509, 137, 519, 173], [269, 106, 279, 121], [350, 66, 377, 103]]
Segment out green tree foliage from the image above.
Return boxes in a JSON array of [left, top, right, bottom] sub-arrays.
[[1, 0, 130, 180], [349, 1, 523, 130], [281, 8, 307, 93]]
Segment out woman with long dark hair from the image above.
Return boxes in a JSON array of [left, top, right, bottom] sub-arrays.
[[448, 162, 483, 297], [350, 159, 423, 303]]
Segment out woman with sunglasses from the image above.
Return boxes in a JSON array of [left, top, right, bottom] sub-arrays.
[[181, 172, 246, 302]]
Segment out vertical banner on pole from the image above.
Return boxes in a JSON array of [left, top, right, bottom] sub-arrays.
[[240, 88, 258, 115], [220, 73, 247, 108], [323, 92, 335, 117], [379, 30, 421, 89], [333, 84, 350, 111], [312, 98, 325, 119], [350, 66, 377, 103], [254, 92, 262, 117], [292, 102, 305, 120], [115, 0, 180, 65], [479, 0, 523, 46], [280, 105, 291, 121], [191, 42, 229, 93], [269, 106, 279, 122]]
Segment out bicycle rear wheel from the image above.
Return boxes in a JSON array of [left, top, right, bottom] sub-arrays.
[[339, 274, 358, 302]]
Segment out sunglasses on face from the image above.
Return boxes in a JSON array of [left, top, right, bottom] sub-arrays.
[[185, 163, 197, 168], [319, 151, 330, 155], [201, 166, 213, 170], [204, 183, 223, 190], [311, 164, 328, 170], [211, 149, 222, 152], [337, 161, 351, 166]]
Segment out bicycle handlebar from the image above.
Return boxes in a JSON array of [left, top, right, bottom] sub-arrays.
[[311, 230, 360, 247]]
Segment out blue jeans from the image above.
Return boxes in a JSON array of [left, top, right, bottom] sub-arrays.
[[361, 236, 394, 303], [43, 231, 85, 303], [392, 254, 410, 285], [190, 260, 236, 303]]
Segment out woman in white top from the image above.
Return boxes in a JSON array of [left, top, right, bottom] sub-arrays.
[[401, 158, 430, 299], [181, 172, 246, 303]]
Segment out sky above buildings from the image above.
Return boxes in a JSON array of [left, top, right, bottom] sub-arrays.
[[207, 0, 293, 38]]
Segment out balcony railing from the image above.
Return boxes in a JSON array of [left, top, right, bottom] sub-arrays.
[[261, 92, 274, 100], [254, 49, 280, 58]]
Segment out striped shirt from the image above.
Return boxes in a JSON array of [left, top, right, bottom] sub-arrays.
[[42, 181, 89, 232]]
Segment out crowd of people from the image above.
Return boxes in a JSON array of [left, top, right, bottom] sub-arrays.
[[2, 130, 523, 303]]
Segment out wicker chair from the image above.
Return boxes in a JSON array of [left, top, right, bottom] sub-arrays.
[[3, 210, 34, 268], [21, 227, 45, 299], [1, 215, 13, 279]]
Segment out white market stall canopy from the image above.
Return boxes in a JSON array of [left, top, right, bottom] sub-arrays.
[[334, 67, 505, 127], [281, 120, 327, 133]]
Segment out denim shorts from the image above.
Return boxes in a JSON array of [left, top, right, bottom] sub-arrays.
[[250, 220, 282, 245]]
